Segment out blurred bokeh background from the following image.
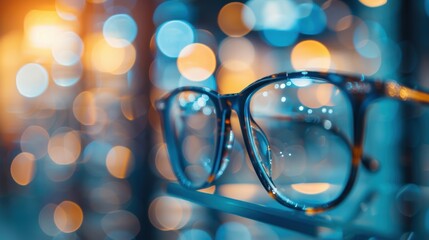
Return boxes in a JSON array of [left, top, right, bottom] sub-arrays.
[[1, 0, 429, 239]]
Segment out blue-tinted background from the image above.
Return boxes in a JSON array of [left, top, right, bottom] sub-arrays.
[[1, 0, 429, 239]]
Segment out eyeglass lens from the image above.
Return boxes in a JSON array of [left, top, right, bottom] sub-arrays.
[[167, 91, 218, 188], [248, 78, 354, 206]]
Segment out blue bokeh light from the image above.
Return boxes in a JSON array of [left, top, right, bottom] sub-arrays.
[[155, 20, 195, 58], [354, 20, 388, 46], [150, 59, 180, 90], [215, 222, 251, 240], [52, 61, 82, 87], [103, 14, 138, 47], [178, 229, 212, 240], [83, 140, 113, 176], [153, 0, 193, 26], [261, 26, 299, 47], [245, 0, 298, 31], [298, 3, 327, 35], [356, 40, 381, 59], [353, 21, 387, 58]]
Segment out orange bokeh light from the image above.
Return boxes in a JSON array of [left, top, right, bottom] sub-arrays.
[[218, 2, 254, 37], [73, 91, 97, 125], [291, 183, 331, 195], [54, 201, 84, 233], [177, 43, 216, 81], [359, 0, 387, 8], [297, 83, 336, 108], [217, 65, 256, 94], [48, 129, 81, 165], [91, 37, 136, 74], [106, 146, 134, 179], [24, 10, 74, 49], [148, 196, 191, 231], [10, 152, 36, 186], [291, 40, 331, 71]]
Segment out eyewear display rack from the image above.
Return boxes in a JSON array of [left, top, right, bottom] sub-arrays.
[[166, 183, 395, 239]]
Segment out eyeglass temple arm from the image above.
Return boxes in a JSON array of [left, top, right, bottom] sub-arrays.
[[384, 82, 429, 104]]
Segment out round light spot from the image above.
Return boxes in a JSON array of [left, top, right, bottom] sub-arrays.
[[356, 39, 381, 59], [179, 229, 212, 240], [215, 222, 251, 240], [153, 0, 192, 26], [52, 61, 82, 87], [219, 37, 255, 70], [336, 16, 364, 49], [323, 0, 352, 32], [316, 84, 336, 106], [177, 43, 216, 81], [218, 2, 254, 37], [298, 3, 327, 35], [56, 0, 86, 21], [148, 196, 191, 231], [20, 125, 49, 159], [54, 201, 84, 233], [261, 27, 299, 47], [245, 0, 298, 31], [48, 128, 81, 165], [91, 38, 136, 74], [291, 40, 331, 71], [396, 184, 423, 217], [16, 63, 49, 98], [52, 31, 83, 66], [154, 144, 176, 181], [103, 14, 138, 48], [106, 146, 134, 179], [39, 204, 60, 236], [111, 44, 136, 75], [156, 20, 194, 58], [10, 152, 36, 186], [353, 21, 385, 59], [217, 66, 256, 94], [24, 10, 64, 49], [73, 91, 97, 125], [83, 140, 112, 176], [359, 0, 387, 8], [101, 210, 140, 240]]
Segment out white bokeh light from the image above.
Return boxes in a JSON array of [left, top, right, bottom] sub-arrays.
[[16, 63, 49, 98]]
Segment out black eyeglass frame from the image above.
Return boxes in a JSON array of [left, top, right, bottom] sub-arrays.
[[156, 71, 429, 214]]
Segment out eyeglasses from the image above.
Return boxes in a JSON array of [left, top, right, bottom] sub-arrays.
[[156, 71, 429, 214]]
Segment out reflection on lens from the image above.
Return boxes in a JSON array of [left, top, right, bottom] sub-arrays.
[[168, 91, 218, 187], [291, 183, 330, 195], [248, 77, 353, 206]]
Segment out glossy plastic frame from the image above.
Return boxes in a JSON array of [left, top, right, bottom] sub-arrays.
[[156, 71, 429, 213]]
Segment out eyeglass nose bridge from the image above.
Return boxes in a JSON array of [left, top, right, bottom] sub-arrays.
[[212, 94, 239, 180], [219, 93, 241, 112], [211, 93, 256, 181]]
